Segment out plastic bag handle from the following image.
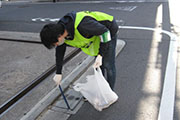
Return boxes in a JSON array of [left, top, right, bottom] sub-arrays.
[[93, 67, 103, 76]]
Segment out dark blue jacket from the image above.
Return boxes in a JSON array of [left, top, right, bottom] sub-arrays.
[[56, 11, 118, 74]]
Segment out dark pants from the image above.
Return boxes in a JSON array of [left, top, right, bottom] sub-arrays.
[[100, 34, 117, 90]]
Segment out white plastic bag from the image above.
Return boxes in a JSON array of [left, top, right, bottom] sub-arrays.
[[73, 67, 118, 111]]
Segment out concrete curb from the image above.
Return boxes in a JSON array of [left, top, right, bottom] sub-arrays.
[[20, 39, 126, 120], [0, 31, 40, 42], [20, 55, 94, 120]]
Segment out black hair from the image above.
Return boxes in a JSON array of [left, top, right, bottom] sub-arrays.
[[40, 23, 65, 49]]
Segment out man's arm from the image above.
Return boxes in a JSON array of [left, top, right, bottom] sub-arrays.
[[78, 16, 111, 56], [56, 43, 66, 74], [78, 16, 109, 37]]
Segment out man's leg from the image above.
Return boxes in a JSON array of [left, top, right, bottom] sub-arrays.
[[101, 35, 117, 90]]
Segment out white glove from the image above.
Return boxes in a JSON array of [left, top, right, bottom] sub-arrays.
[[53, 74, 62, 86], [93, 55, 102, 68]]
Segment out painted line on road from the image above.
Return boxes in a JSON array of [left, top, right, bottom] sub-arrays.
[[4, 0, 168, 6], [119, 26, 177, 120], [64, 0, 144, 4], [32, 18, 60, 22], [30, 0, 145, 5], [109, 6, 137, 12], [31, 18, 125, 24]]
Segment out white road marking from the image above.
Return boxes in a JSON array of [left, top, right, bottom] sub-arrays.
[[32, 18, 60, 22], [109, 6, 137, 11], [32, 18, 125, 23], [63, 0, 168, 4], [27, 0, 146, 5], [119, 26, 177, 120]]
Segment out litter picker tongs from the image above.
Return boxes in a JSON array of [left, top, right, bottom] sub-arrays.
[[58, 85, 72, 110]]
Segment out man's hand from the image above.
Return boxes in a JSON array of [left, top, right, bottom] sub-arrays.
[[53, 74, 62, 86], [93, 55, 102, 68]]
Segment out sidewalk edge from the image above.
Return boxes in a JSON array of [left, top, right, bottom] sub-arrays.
[[20, 55, 94, 120]]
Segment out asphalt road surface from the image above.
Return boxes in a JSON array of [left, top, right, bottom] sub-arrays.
[[0, 0, 179, 120]]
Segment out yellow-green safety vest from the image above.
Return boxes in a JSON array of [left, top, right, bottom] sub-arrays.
[[64, 11, 114, 56]]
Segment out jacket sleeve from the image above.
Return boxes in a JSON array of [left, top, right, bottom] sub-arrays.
[[55, 43, 66, 74], [78, 16, 110, 56], [77, 16, 108, 36]]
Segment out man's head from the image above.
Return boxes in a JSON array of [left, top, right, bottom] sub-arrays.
[[40, 23, 65, 49]]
